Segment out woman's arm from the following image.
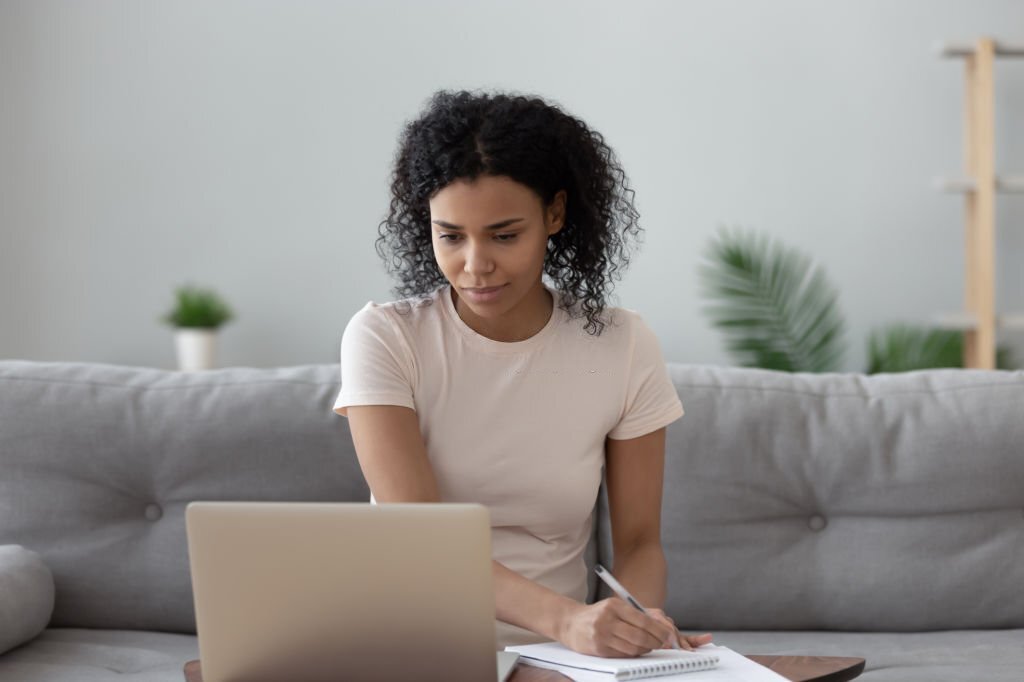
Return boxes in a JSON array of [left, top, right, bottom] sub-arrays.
[[345, 405, 578, 637], [348, 403, 581, 630], [604, 427, 669, 606], [604, 428, 714, 651], [345, 405, 684, 653], [346, 404, 440, 502]]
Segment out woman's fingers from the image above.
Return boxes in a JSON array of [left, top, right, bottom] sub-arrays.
[[610, 602, 678, 652], [605, 631, 657, 658], [601, 600, 712, 654], [644, 609, 713, 650], [662, 616, 690, 650], [610, 617, 664, 653], [644, 608, 690, 650], [683, 633, 714, 648]]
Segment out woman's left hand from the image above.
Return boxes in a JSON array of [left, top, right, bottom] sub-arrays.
[[645, 608, 714, 651]]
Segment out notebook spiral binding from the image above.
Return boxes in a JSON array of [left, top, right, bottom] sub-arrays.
[[618, 653, 720, 680]]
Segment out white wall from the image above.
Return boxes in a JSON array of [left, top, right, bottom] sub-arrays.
[[1, 0, 1022, 371]]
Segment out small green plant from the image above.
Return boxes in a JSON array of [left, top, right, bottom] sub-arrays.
[[866, 325, 1015, 372], [160, 284, 234, 329]]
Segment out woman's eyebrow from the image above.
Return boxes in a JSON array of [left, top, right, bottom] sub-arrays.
[[431, 218, 525, 230]]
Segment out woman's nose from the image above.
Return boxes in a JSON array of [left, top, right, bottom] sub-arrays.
[[464, 242, 495, 274]]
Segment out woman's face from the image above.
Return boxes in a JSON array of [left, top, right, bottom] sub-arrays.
[[428, 174, 565, 323]]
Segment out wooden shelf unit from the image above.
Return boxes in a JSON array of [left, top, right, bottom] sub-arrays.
[[934, 37, 1024, 369]]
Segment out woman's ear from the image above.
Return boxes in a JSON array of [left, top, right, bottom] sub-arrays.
[[547, 190, 567, 235]]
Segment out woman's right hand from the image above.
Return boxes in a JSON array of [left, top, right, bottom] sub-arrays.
[[557, 598, 679, 658]]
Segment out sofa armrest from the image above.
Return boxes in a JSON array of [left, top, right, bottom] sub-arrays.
[[0, 545, 54, 655]]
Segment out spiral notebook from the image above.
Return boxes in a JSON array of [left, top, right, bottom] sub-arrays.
[[505, 641, 720, 680]]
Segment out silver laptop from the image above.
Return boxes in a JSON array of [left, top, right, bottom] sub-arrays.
[[186, 501, 520, 682]]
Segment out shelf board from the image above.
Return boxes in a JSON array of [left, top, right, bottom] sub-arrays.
[[1000, 314, 1024, 331], [936, 40, 1024, 58], [1000, 177, 1024, 193], [931, 313, 1024, 331], [933, 176, 1024, 193], [931, 312, 977, 331]]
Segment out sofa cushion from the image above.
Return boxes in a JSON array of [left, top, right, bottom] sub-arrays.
[[4, 627, 1021, 682], [598, 365, 1024, 631], [0, 545, 54, 655], [710, 628, 1024, 681], [0, 628, 198, 682], [0, 360, 605, 634], [0, 361, 370, 633]]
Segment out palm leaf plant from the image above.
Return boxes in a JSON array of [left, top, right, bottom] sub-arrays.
[[699, 227, 1017, 373], [698, 227, 846, 372]]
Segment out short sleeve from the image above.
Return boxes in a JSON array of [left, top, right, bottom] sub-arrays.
[[607, 313, 684, 440], [333, 303, 416, 417]]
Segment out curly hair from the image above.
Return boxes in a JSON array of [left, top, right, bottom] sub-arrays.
[[376, 89, 643, 336]]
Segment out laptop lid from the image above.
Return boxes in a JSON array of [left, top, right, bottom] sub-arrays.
[[186, 502, 502, 682]]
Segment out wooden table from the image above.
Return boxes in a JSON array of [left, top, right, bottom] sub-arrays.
[[744, 655, 865, 682], [185, 654, 864, 681]]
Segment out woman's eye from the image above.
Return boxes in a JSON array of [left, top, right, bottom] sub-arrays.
[[437, 233, 518, 242]]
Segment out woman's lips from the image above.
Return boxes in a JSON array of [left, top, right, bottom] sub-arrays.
[[462, 284, 507, 303]]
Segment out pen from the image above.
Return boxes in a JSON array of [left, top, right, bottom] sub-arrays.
[[594, 564, 682, 650]]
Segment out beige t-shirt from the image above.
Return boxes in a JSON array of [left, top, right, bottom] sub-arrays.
[[333, 283, 684, 648]]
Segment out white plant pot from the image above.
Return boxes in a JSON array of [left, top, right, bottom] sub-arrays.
[[174, 328, 218, 372]]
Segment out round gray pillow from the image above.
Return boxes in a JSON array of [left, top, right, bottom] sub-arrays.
[[0, 545, 54, 655]]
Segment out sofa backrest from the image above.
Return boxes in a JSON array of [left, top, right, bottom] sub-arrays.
[[0, 361, 371, 633], [595, 365, 1024, 632], [3, 361, 1022, 634]]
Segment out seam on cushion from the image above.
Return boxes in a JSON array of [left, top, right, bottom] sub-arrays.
[[717, 507, 1024, 521], [673, 381, 1024, 399], [3, 374, 1019, 397], [0, 376, 341, 391]]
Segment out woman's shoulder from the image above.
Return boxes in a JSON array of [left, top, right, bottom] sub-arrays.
[[554, 296, 671, 372], [345, 286, 445, 337], [555, 292, 647, 341]]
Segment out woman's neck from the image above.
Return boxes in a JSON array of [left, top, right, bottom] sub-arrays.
[[451, 281, 553, 342]]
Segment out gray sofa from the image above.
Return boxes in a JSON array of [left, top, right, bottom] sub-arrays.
[[1, 359, 1022, 681]]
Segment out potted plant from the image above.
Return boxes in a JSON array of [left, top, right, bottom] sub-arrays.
[[160, 284, 234, 371]]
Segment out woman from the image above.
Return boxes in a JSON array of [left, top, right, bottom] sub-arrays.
[[333, 89, 714, 656]]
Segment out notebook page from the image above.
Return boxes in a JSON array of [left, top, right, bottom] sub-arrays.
[[509, 645, 789, 682], [506, 641, 719, 677]]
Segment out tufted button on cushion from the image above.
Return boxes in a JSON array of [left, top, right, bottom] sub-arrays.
[[144, 504, 163, 522], [808, 515, 827, 531]]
